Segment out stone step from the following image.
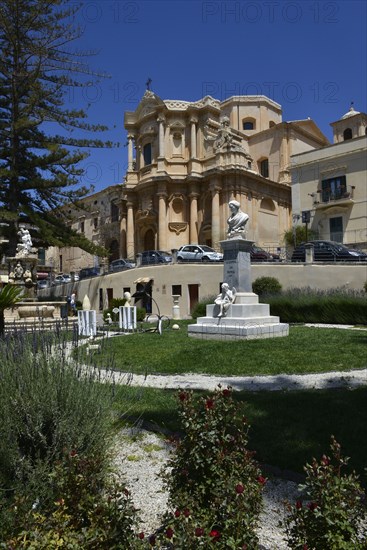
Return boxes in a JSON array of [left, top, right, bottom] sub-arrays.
[[195, 315, 281, 326], [188, 322, 289, 340]]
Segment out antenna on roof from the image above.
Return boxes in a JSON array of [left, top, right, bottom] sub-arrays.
[[146, 77, 152, 91]]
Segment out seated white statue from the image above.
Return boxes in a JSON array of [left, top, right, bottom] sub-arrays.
[[214, 283, 236, 318], [227, 200, 249, 235]]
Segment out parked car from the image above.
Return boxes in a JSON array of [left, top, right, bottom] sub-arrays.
[[177, 245, 223, 263], [37, 279, 49, 290], [250, 245, 280, 262], [140, 250, 172, 265], [79, 267, 100, 279], [52, 274, 71, 285], [291, 240, 367, 262], [71, 272, 80, 281], [109, 258, 135, 272]]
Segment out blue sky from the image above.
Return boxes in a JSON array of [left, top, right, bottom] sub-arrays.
[[69, 0, 367, 193]]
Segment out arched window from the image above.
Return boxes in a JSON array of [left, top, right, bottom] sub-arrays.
[[143, 143, 152, 165], [343, 128, 352, 140], [259, 158, 269, 178], [242, 118, 256, 131]]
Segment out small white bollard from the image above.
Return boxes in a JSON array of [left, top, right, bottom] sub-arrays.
[[172, 294, 181, 320], [119, 306, 137, 331], [78, 310, 97, 336]]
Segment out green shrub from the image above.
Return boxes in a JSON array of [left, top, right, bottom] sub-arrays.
[[364, 280, 367, 293], [0, 329, 119, 539], [262, 288, 367, 325], [284, 436, 366, 549], [157, 386, 264, 548], [283, 226, 318, 247], [191, 295, 216, 319], [253, 276, 282, 296], [2, 450, 138, 548]]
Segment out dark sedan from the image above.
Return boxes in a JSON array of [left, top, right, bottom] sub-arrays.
[[291, 240, 367, 262]]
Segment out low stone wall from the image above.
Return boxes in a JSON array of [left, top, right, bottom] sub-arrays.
[[5, 301, 66, 323], [42, 262, 367, 319]]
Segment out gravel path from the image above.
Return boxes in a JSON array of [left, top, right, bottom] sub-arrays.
[[109, 367, 367, 392]]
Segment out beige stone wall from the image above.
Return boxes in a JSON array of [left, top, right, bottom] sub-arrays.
[[45, 262, 367, 319]]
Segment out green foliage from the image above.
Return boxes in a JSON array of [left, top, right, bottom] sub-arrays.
[[284, 436, 367, 549], [262, 288, 367, 325], [364, 280, 367, 293], [283, 226, 318, 247], [191, 295, 216, 319], [157, 386, 264, 548], [0, 0, 111, 256], [253, 276, 282, 296], [0, 329, 118, 539], [1, 450, 138, 549], [0, 283, 23, 336]]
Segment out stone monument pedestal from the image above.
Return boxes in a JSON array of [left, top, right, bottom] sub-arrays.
[[187, 237, 289, 341]]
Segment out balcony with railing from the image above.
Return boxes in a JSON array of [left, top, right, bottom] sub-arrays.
[[314, 185, 355, 209]]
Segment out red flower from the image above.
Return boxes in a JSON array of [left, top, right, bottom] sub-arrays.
[[69, 449, 77, 457], [209, 529, 221, 541], [149, 534, 156, 546], [242, 545, 248, 550], [222, 388, 231, 397], [179, 391, 188, 402], [174, 509, 181, 518], [205, 398, 214, 410], [296, 500, 303, 509], [195, 527, 204, 537], [236, 483, 244, 494], [303, 546, 308, 550], [257, 475, 266, 485], [321, 454, 329, 466], [137, 532, 144, 540], [307, 502, 318, 511], [166, 527, 174, 539], [183, 508, 190, 517]]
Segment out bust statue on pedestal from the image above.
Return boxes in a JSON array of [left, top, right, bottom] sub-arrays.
[[227, 200, 249, 237]]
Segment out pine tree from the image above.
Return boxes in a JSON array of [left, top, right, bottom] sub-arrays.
[[0, 0, 112, 257]]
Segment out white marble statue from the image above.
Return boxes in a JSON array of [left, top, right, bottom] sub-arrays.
[[16, 227, 33, 257], [227, 200, 249, 236], [214, 283, 236, 318], [123, 291, 132, 306]]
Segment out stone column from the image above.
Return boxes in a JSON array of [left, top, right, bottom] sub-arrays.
[[189, 191, 199, 243], [190, 115, 198, 159], [126, 201, 135, 259], [210, 181, 221, 249], [157, 115, 165, 158], [119, 203, 127, 258], [127, 134, 135, 170], [157, 186, 167, 250]]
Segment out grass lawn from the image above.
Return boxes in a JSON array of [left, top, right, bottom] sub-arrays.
[[91, 323, 367, 376], [113, 385, 367, 481]]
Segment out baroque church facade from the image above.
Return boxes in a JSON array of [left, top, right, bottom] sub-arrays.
[[46, 92, 330, 273], [119, 91, 328, 260]]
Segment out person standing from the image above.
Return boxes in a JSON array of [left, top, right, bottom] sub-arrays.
[[70, 292, 77, 316]]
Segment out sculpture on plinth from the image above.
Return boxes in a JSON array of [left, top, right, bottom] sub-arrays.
[[214, 283, 236, 318], [227, 200, 249, 237], [15, 228, 33, 257]]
